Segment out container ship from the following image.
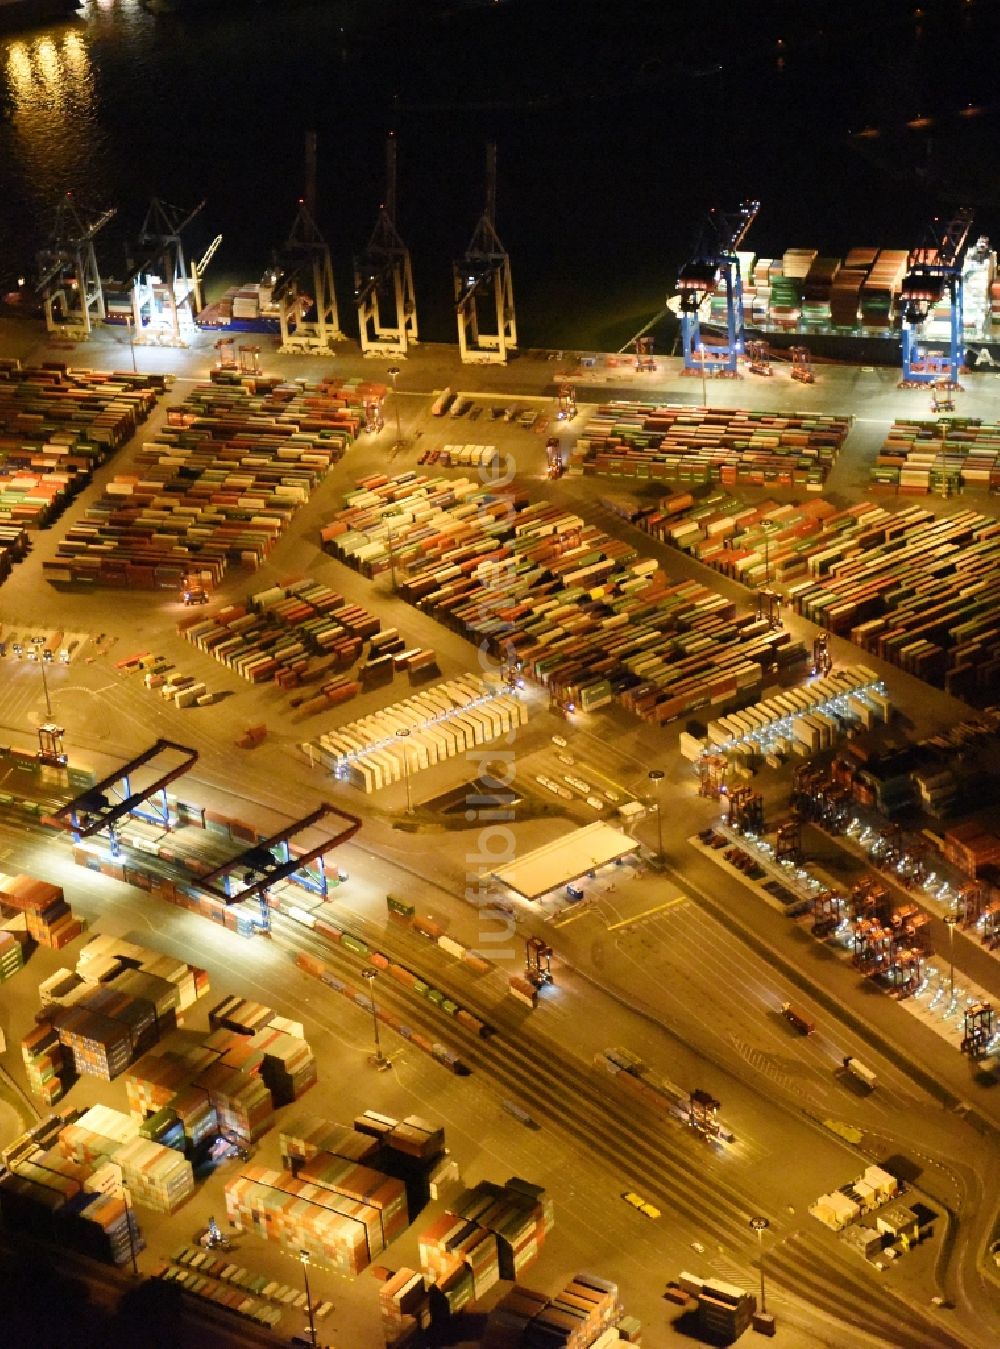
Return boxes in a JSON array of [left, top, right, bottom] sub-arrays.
[[0, 0, 80, 30], [689, 237, 1000, 366]]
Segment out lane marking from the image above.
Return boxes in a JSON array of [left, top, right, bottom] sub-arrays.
[[606, 896, 685, 932]]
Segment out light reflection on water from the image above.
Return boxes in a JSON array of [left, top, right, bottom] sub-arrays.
[[5, 28, 97, 198]]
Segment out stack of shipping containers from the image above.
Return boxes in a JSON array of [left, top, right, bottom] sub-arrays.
[[483, 1272, 627, 1349], [320, 471, 806, 731], [417, 1177, 553, 1305], [0, 927, 24, 983], [568, 403, 850, 488], [801, 257, 841, 326], [46, 375, 363, 589], [0, 873, 83, 950], [113, 1135, 195, 1213], [310, 674, 527, 792], [872, 418, 1000, 495], [0, 523, 29, 584], [861, 250, 908, 328], [226, 1165, 378, 1274], [640, 488, 1000, 699], [178, 577, 381, 696], [0, 361, 163, 535]]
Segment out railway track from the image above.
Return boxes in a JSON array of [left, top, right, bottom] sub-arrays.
[[271, 912, 972, 1349]]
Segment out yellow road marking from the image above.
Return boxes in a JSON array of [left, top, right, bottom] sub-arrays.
[[606, 896, 686, 932], [550, 904, 594, 928]]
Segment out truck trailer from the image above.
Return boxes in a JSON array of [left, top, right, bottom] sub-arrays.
[[842, 1056, 877, 1089]]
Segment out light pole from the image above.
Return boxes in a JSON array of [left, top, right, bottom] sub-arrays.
[[749, 1216, 770, 1317], [299, 1249, 319, 1348], [762, 522, 772, 585], [944, 912, 958, 1004], [396, 727, 412, 814], [126, 315, 137, 373], [122, 1180, 140, 1277], [362, 967, 389, 1070], [40, 659, 52, 718], [386, 518, 398, 593], [648, 769, 665, 864], [387, 365, 402, 450]]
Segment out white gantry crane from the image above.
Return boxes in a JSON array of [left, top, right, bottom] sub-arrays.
[[36, 194, 117, 340], [273, 130, 344, 354], [453, 142, 517, 365], [354, 133, 418, 358], [126, 197, 206, 346]]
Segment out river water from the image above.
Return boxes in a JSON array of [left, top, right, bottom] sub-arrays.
[[1, 0, 998, 348]]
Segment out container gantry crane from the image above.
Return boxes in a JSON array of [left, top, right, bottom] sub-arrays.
[[125, 197, 206, 346], [453, 142, 517, 365], [35, 194, 117, 340], [676, 199, 759, 377], [899, 209, 974, 387], [354, 133, 418, 358], [272, 131, 344, 353]]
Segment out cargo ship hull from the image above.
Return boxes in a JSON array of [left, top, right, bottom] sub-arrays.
[[726, 323, 1000, 370], [0, 0, 80, 31]]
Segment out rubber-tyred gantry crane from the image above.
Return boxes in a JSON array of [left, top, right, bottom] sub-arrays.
[[676, 199, 759, 376], [35, 194, 116, 339], [454, 142, 517, 365], [899, 209, 974, 387], [354, 133, 418, 358], [196, 804, 361, 934], [42, 740, 199, 859], [126, 196, 206, 346], [273, 130, 343, 353]]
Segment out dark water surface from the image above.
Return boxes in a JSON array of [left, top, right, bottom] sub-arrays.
[[1, 0, 998, 348]]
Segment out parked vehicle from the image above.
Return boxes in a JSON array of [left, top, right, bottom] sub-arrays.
[[622, 1191, 661, 1220]]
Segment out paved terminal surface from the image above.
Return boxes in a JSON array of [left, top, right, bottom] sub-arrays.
[[1, 316, 999, 1347]]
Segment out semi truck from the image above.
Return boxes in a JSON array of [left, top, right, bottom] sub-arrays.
[[780, 1002, 815, 1035], [843, 1056, 877, 1090]]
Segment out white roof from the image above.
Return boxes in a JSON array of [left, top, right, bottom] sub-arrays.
[[489, 822, 637, 900]]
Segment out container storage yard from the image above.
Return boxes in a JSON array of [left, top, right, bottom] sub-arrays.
[[44, 375, 373, 590], [635, 488, 1000, 698], [568, 403, 851, 488], [871, 417, 1000, 495]]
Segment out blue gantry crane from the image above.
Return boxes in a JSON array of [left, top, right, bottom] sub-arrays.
[[676, 199, 759, 376], [43, 740, 199, 859], [899, 209, 974, 387], [196, 804, 361, 934]]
